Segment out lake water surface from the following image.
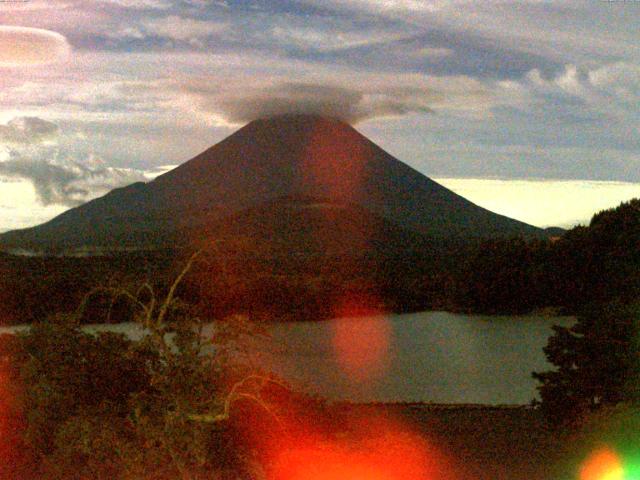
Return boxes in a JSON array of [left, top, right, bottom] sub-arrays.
[[0, 311, 573, 405]]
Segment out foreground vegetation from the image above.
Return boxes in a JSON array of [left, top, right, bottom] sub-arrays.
[[0, 260, 330, 479], [534, 301, 640, 424], [0, 314, 334, 479]]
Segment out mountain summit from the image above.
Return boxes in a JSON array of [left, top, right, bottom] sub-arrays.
[[0, 115, 543, 253]]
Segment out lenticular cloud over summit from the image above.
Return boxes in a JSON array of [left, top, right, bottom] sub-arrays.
[[184, 77, 489, 125], [215, 84, 367, 124], [210, 83, 441, 124]]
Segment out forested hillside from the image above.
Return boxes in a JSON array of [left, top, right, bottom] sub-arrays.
[[1, 199, 638, 324]]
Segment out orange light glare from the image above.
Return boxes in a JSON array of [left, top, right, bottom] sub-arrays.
[[0, 356, 23, 469], [580, 447, 625, 480], [272, 446, 390, 480], [270, 418, 456, 480]]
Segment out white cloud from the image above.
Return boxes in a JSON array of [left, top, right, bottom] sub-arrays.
[[0, 178, 67, 232], [495, 62, 640, 122], [300, 0, 444, 15], [303, 0, 640, 65], [141, 15, 228, 41], [98, 0, 173, 9], [0, 148, 147, 206], [523, 65, 594, 99], [587, 62, 640, 104], [269, 21, 416, 52], [116, 27, 146, 39], [410, 46, 452, 58], [0, 26, 71, 67]]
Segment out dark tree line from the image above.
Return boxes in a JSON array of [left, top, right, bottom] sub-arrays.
[[459, 199, 640, 314], [531, 200, 640, 425], [1, 199, 639, 324]]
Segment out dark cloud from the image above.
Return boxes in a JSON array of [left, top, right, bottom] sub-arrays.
[[215, 84, 365, 123], [0, 117, 59, 145]]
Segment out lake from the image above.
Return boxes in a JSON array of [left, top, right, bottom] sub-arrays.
[[0, 311, 574, 405]]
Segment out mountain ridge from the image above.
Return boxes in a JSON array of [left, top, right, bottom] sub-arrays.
[[0, 115, 544, 254]]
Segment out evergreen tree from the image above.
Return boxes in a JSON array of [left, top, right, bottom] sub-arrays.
[[533, 301, 640, 425]]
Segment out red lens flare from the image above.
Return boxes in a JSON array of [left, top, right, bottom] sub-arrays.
[[0, 344, 26, 476], [272, 445, 397, 480], [0, 362, 10, 458], [331, 294, 392, 383], [301, 119, 370, 203], [580, 447, 624, 480], [270, 413, 458, 480]]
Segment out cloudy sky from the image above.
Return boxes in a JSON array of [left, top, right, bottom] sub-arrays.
[[1, 0, 639, 231]]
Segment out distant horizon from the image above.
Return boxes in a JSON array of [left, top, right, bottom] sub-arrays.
[[3, 170, 640, 234]]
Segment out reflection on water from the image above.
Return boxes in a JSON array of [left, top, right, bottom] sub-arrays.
[[0, 311, 573, 405], [252, 311, 574, 404]]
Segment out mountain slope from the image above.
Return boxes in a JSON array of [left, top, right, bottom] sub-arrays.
[[0, 115, 543, 253]]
